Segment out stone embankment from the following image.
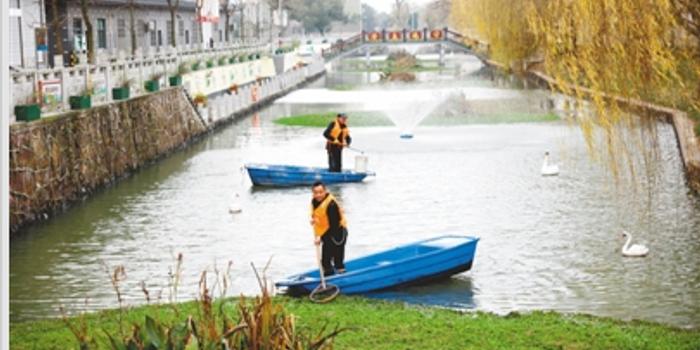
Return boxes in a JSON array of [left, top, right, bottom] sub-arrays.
[[9, 60, 326, 235]]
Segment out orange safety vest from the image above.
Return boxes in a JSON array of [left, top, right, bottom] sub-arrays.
[[328, 119, 349, 146], [311, 194, 347, 237]]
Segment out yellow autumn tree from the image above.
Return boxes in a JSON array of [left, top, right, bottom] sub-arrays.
[[451, 0, 700, 181]]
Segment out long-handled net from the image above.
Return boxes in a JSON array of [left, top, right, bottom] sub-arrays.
[[309, 243, 340, 303]]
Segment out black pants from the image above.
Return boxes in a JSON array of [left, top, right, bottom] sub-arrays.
[[321, 230, 346, 276], [327, 145, 342, 172]]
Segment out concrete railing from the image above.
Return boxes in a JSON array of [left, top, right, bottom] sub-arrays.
[[198, 58, 325, 126], [9, 41, 270, 122]]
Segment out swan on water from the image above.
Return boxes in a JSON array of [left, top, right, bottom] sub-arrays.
[[541, 151, 560, 176], [621, 231, 649, 257], [229, 193, 242, 214]]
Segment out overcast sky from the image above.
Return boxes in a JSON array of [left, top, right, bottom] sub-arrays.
[[362, 0, 436, 14]]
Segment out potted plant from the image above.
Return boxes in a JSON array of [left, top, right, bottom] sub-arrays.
[[206, 59, 215, 68], [70, 86, 93, 110], [14, 94, 41, 122], [229, 56, 237, 64], [218, 56, 227, 66], [145, 73, 162, 92], [112, 78, 131, 100], [248, 53, 257, 61], [239, 55, 248, 62], [169, 64, 188, 87], [191, 61, 201, 71], [193, 93, 208, 107]]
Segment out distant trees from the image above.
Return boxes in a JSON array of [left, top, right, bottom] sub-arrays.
[[391, 0, 409, 28], [422, 0, 450, 29], [287, 0, 347, 36]]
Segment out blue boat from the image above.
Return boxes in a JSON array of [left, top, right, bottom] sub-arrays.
[[245, 163, 375, 187], [275, 235, 479, 295]]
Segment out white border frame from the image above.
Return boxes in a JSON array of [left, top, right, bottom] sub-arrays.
[[2, 0, 10, 347]]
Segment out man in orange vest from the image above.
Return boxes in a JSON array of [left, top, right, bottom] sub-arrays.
[[323, 113, 351, 172], [310, 181, 348, 276]]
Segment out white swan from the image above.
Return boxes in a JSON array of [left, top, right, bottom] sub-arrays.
[[229, 193, 242, 214], [621, 231, 649, 257], [541, 152, 560, 176]]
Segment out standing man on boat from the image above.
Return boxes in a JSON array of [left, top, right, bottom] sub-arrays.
[[323, 113, 351, 172], [311, 181, 348, 276]]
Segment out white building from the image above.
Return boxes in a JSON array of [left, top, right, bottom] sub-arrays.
[[8, 0, 274, 70]]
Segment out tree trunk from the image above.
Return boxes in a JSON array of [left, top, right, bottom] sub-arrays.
[[225, 10, 230, 42], [79, 0, 94, 64], [129, 0, 136, 56], [49, 0, 63, 60], [167, 0, 179, 47], [240, 8, 245, 41]]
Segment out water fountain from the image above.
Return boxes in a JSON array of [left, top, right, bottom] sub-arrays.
[[364, 89, 451, 139]]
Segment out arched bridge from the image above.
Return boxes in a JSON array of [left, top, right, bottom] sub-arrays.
[[321, 28, 487, 63]]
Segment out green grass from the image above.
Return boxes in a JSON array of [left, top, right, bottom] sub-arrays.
[[274, 112, 560, 128], [10, 296, 700, 349], [274, 112, 394, 127], [340, 59, 445, 73], [329, 84, 357, 91]]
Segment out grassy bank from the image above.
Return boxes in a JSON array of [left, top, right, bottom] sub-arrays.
[[10, 296, 700, 349], [274, 112, 394, 127], [275, 112, 560, 128], [340, 59, 445, 73]]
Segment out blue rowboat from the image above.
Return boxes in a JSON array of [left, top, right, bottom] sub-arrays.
[[245, 163, 375, 187], [275, 235, 479, 295]]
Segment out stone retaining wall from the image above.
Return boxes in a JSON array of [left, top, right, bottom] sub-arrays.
[[9, 88, 207, 233], [9, 58, 327, 235]]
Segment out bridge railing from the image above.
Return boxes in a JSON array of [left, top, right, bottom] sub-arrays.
[[361, 27, 451, 44], [321, 28, 479, 61]]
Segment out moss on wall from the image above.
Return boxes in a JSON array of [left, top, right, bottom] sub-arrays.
[[9, 88, 207, 234]]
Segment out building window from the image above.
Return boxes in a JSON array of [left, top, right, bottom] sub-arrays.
[[157, 30, 163, 46], [185, 30, 190, 44], [117, 19, 126, 38], [73, 18, 85, 51], [192, 21, 199, 43], [97, 18, 107, 49], [150, 21, 157, 46], [219, 30, 223, 41], [179, 20, 184, 37], [166, 21, 172, 45]]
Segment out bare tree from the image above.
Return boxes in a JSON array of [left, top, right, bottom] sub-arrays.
[[166, 0, 180, 47], [237, 1, 246, 40], [127, 0, 137, 55], [220, 0, 236, 42], [79, 0, 95, 63], [392, 0, 409, 28], [48, 0, 64, 60], [195, 0, 204, 44]]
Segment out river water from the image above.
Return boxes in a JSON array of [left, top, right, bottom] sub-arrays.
[[10, 54, 700, 328]]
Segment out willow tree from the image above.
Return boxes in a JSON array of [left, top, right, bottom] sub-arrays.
[[451, 0, 700, 182], [450, 0, 542, 66]]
